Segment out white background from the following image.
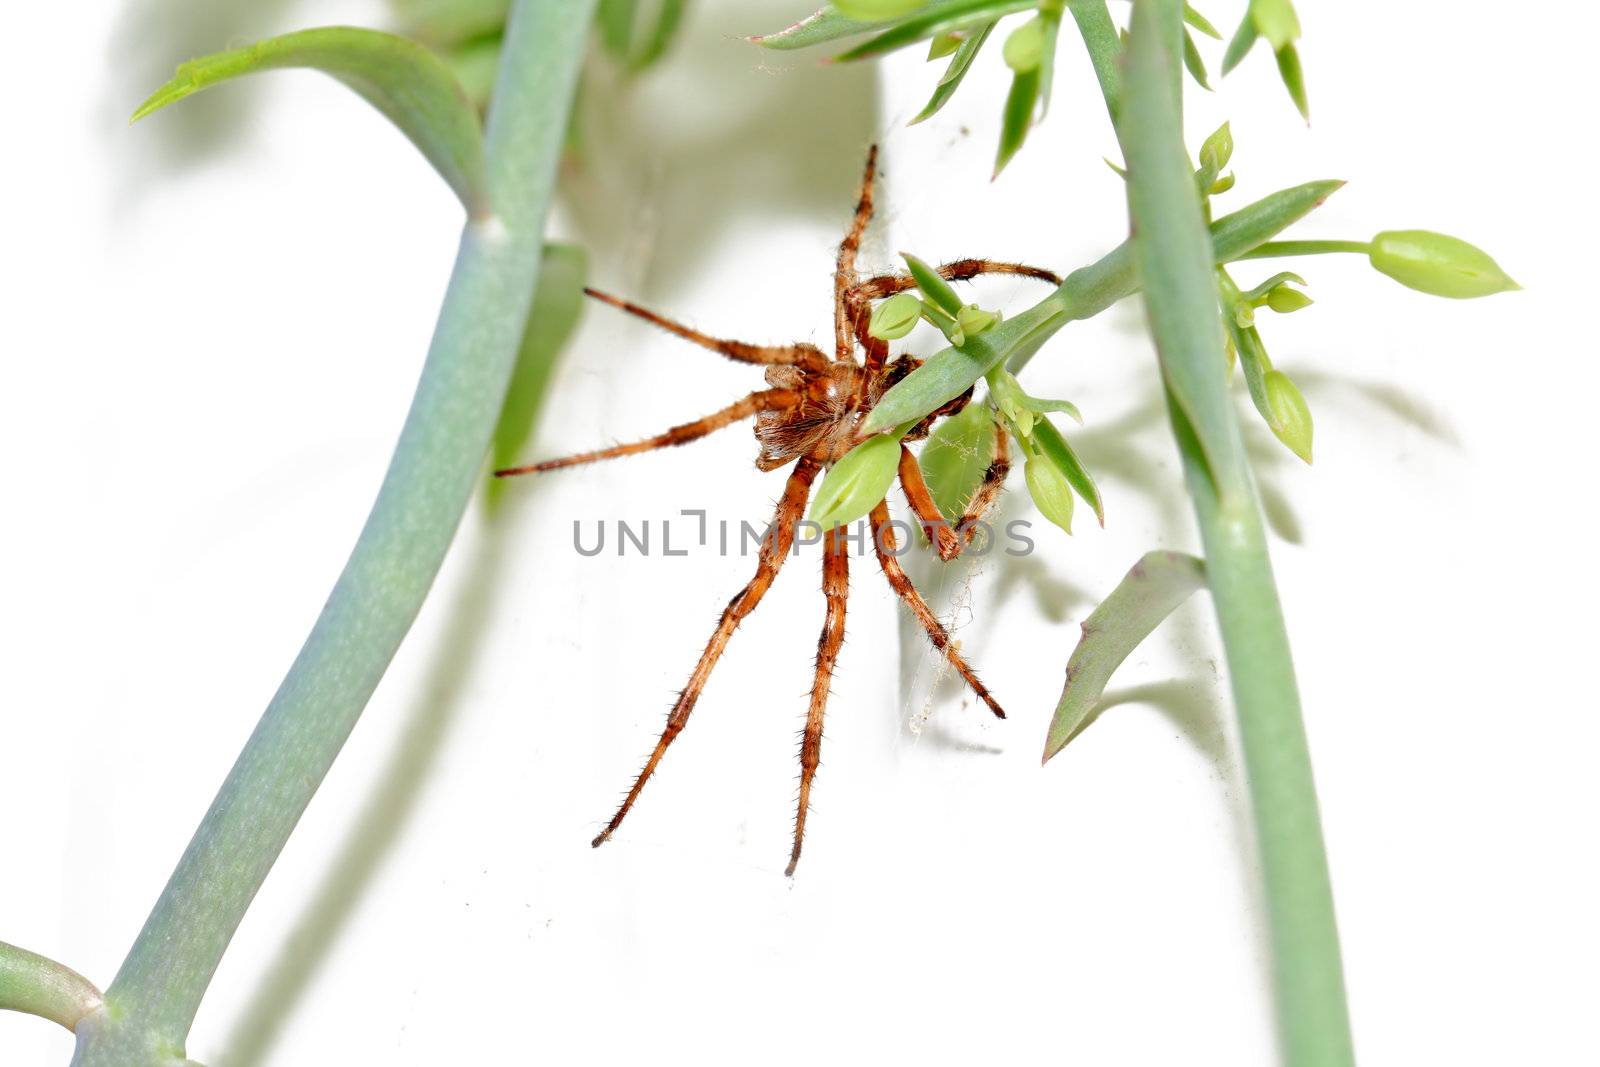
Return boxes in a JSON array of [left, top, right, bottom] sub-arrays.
[[3, 2, 1597, 1064]]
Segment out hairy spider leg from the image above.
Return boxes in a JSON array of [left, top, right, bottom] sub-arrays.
[[895, 444, 963, 562], [788, 525, 851, 876], [583, 288, 830, 373], [952, 418, 1012, 553], [591, 458, 820, 849], [833, 145, 879, 364], [852, 258, 1063, 305], [494, 388, 800, 477], [867, 501, 1007, 720]]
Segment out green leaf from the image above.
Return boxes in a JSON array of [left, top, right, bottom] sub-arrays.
[[1025, 451, 1076, 534], [834, 0, 930, 18], [0, 940, 103, 1033], [995, 65, 1041, 176], [1182, 26, 1212, 90], [1042, 551, 1208, 761], [1183, 3, 1222, 39], [1220, 12, 1258, 74], [870, 292, 924, 339], [1275, 41, 1309, 120], [809, 433, 905, 530], [749, 7, 883, 49], [1249, 0, 1300, 50], [834, 0, 1037, 61], [911, 20, 995, 123], [903, 252, 966, 315], [133, 26, 489, 215], [599, 0, 689, 71], [1032, 416, 1104, 525], [488, 244, 589, 510], [1037, 8, 1063, 118], [442, 34, 504, 112], [919, 400, 1000, 522]]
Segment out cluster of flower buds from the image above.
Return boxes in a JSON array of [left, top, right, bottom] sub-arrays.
[[984, 367, 1102, 538], [869, 253, 1002, 349], [1218, 267, 1315, 463]]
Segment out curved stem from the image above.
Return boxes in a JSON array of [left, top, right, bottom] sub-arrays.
[[73, 3, 596, 1062], [1, 942, 102, 1033], [1238, 238, 1372, 259]]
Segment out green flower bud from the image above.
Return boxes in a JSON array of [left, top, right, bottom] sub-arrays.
[[1368, 230, 1520, 299], [1209, 172, 1237, 195], [1025, 452, 1075, 535], [809, 433, 902, 531], [1199, 122, 1233, 177], [831, 0, 927, 20], [869, 292, 922, 340], [919, 299, 965, 348], [1265, 285, 1313, 314], [956, 303, 999, 338], [1264, 369, 1313, 464], [1003, 17, 1046, 73], [1249, 0, 1300, 50]]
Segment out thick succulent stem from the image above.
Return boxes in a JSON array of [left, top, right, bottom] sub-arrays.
[[71, 3, 596, 1063]]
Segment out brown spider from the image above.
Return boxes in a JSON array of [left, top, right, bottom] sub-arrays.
[[496, 147, 1060, 874]]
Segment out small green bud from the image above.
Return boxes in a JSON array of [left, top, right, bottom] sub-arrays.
[[808, 433, 902, 531], [1264, 369, 1313, 464], [1368, 230, 1520, 299], [1265, 285, 1313, 314], [1000, 396, 1035, 438], [1199, 122, 1233, 176], [1025, 452, 1076, 535], [927, 31, 962, 60], [1209, 172, 1236, 195], [1003, 17, 1046, 73], [831, 0, 927, 20], [919, 299, 965, 347], [869, 292, 922, 340], [956, 303, 999, 338], [1234, 301, 1256, 329], [1249, 0, 1300, 49]]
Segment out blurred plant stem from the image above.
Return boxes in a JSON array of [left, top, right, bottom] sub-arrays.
[[71, 3, 595, 1064]]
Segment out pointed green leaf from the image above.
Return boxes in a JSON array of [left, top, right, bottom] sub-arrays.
[[1183, 3, 1222, 39], [1275, 42, 1309, 120], [1042, 551, 1208, 761], [1037, 9, 1063, 118], [1182, 28, 1212, 90], [902, 252, 966, 315], [1032, 416, 1104, 525], [748, 7, 882, 49], [834, 0, 1037, 61], [392, 0, 510, 47], [912, 20, 995, 123], [133, 26, 489, 214], [1068, 0, 1123, 119], [834, 0, 931, 19], [1249, 0, 1301, 50], [920, 399, 1000, 522], [809, 432, 905, 530], [995, 65, 1041, 176], [1220, 12, 1258, 73]]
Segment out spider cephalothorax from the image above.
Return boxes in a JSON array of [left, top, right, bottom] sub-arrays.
[[497, 147, 1059, 873]]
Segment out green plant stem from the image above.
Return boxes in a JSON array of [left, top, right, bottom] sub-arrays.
[[72, 3, 595, 1063], [1, 942, 102, 1034], [1118, 2, 1354, 1064], [1239, 238, 1372, 259]]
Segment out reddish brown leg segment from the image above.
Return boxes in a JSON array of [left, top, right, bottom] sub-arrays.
[[495, 388, 799, 477], [592, 459, 820, 849], [868, 502, 1006, 720], [584, 288, 829, 372], [788, 525, 851, 876], [853, 258, 1063, 303], [896, 445, 962, 562], [954, 419, 1011, 552], [833, 146, 878, 364]]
